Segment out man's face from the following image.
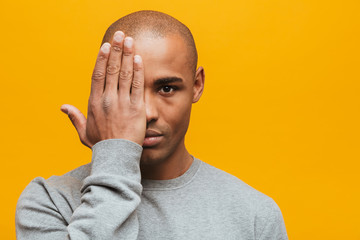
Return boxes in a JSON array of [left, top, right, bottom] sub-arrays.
[[132, 34, 201, 165]]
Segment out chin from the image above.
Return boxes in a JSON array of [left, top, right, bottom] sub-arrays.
[[140, 148, 167, 166]]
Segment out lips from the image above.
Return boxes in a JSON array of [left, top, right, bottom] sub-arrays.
[[145, 129, 162, 138], [143, 129, 163, 147]]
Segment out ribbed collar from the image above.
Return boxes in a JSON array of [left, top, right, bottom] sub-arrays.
[[141, 156, 201, 191]]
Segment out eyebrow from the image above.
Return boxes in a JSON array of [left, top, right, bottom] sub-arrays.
[[153, 77, 183, 86]]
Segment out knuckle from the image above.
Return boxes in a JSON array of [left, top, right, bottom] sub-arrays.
[[97, 53, 107, 61], [123, 50, 133, 56], [112, 45, 122, 52], [92, 70, 105, 81], [130, 94, 144, 105], [106, 64, 120, 75], [132, 79, 142, 89], [119, 70, 133, 81], [89, 99, 98, 110], [134, 65, 142, 72], [102, 95, 114, 111]]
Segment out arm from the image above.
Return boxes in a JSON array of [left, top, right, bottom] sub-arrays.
[[16, 30, 146, 239], [16, 139, 143, 239]]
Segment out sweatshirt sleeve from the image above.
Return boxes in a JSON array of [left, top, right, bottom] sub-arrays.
[[15, 139, 143, 240]]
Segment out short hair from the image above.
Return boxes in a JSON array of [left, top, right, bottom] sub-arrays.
[[101, 10, 198, 75]]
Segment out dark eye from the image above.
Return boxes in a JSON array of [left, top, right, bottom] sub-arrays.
[[160, 86, 176, 94]]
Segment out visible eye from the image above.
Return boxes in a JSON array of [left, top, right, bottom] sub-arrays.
[[159, 85, 177, 94]]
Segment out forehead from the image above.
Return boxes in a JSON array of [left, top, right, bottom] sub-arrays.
[[133, 35, 193, 83]]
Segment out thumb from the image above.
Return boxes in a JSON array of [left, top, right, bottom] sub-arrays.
[[60, 104, 91, 148]]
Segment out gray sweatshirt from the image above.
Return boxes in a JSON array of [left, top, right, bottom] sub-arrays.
[[16, 139, 288, 239]]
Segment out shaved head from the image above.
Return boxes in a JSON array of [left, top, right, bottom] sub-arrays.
[[101, 10, 198, 75]]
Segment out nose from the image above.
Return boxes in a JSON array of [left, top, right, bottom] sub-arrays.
[[145, 92, 159, 126]]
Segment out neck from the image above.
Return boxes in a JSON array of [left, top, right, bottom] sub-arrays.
[[140, 141, 193, 180]]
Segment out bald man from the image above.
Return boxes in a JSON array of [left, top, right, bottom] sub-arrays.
[[16, 11, 288, 240]]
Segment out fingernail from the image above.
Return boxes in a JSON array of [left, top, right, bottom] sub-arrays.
[[124, 37, 133, 48], [101, 43, 110, 54], [114, 31, 124, 42], [134, 55, 142, 63]]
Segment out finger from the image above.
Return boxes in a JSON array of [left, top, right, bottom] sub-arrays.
[[118, 37, 134, 101], [130, 55, 144, 104], [90, 43, 111, 100], [104, 31, 124, 95], [60, 104, 88, 146]]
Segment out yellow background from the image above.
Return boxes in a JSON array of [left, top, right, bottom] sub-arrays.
[[1, 0, 359, 239]]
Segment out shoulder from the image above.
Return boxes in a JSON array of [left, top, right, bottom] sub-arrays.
[[197, 159, 273, 203], [197, 159, 286, 225]]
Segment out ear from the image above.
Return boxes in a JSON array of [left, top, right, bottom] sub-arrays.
[[192, 66, 205, 103]]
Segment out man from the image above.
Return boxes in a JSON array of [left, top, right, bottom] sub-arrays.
[[16, 10, 288, 239]]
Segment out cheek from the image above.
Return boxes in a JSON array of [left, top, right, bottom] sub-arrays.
[[160, 96, 192, 137]]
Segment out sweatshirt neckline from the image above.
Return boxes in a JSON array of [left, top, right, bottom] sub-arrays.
[[141, 155, 201, 190]]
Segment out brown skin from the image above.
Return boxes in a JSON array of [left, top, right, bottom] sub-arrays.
[[60, 31, 204, 180]]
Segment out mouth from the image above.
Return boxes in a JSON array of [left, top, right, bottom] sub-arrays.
[[143, 129, 163, 147], [143, 135, 163, 147]]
